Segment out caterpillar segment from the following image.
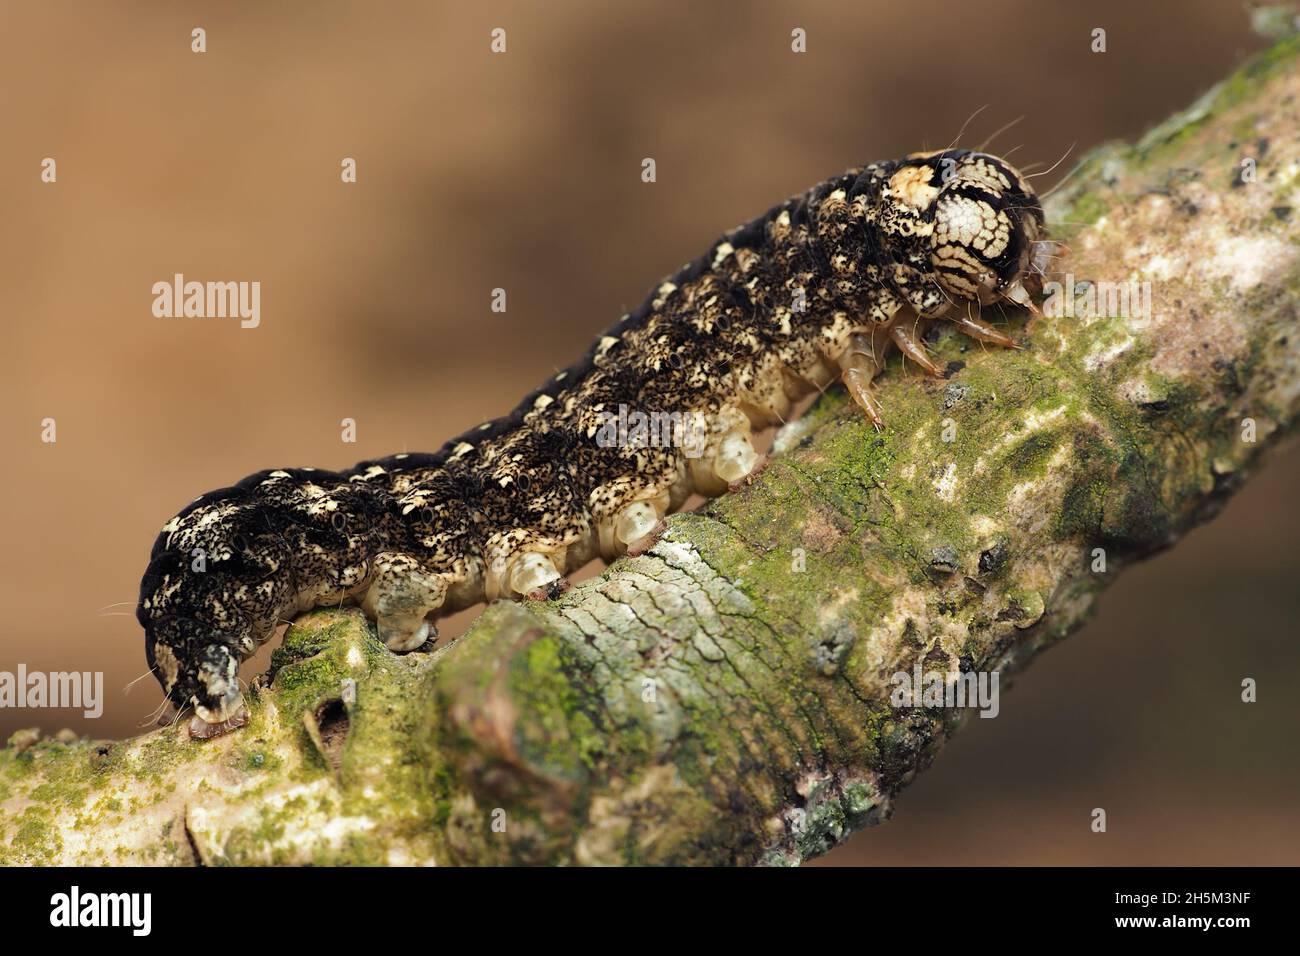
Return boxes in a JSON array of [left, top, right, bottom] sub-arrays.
[[138, 148, 1059, 737], [687, 406, 761, 496]]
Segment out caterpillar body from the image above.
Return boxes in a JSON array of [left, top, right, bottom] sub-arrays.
[[138, 149, 1058, 737]]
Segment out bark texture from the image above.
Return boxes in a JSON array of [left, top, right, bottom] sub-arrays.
[[3, 36, 1299, 866]]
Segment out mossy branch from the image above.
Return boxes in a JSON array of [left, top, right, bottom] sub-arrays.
[[4, 37, 1300, 866]]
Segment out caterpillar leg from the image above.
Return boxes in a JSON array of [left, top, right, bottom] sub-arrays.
[[948, 305, 1019, 348], [838, 331, 888, 429], [595, 489, 671, 560], [688, 407, 762, 496], [999, 280, 1039, 315], [360, 552, 446, 651], [714, 432, 762, 486], [484, 542, 568, 602], [625, 518, 667, 557], [189, 710, 250, 740], [889, 321, 945, 377], [613, 500, 661, 548], [513, 551, 567, 599]]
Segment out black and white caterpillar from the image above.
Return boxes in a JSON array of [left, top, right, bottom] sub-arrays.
[[137, 149, 1059, 737]]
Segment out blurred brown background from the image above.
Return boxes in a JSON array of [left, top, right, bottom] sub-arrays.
[[0, 1, 1295, 864]]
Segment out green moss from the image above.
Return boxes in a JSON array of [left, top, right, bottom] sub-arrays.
[[511, 635, 607, 780], [1063, 190, 1112, 229], [237, 748, 281, 775], [1004, 429, 1063, 480], [1, 803, 62, 864], [1056, 478, 1108, 540]]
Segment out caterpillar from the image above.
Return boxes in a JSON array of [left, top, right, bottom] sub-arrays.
[[137, 148, 1059, 738]]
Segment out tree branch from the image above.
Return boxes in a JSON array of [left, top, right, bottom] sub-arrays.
[[4, 36, 1299, 866]]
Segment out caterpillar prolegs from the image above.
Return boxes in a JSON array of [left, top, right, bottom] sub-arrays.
[[137, 148, 1061, 737]]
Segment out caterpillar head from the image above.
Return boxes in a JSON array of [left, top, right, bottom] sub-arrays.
[[889, 150, 1057, 310], [145, 618, 248, 737], [138, 492, 296, 736], [928, 150, 1056, 307], [138, 472, 389, 737]]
